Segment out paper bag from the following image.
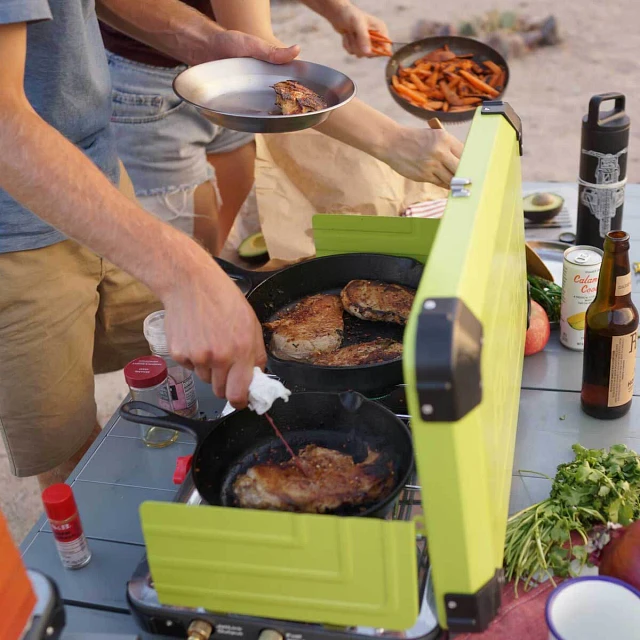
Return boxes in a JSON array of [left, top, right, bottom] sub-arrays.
[[254, 130, 448, 262]]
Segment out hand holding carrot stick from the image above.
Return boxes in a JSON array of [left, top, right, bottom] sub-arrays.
[[369, 29, 392, 57]]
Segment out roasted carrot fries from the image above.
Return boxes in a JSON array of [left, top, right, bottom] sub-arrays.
[[390, 45, 506, 113], [369, 30, 392, 57]]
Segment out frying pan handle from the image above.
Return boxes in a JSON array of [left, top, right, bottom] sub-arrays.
[[339, 391, 367, 413], [119, 401, 214, 440], [215, 257, 275, 293]]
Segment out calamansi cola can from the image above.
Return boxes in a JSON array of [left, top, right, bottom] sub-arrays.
[[560, 245, 603, 350]]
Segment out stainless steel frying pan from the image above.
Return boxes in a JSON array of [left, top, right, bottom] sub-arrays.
[[173, 58, 356, 134]]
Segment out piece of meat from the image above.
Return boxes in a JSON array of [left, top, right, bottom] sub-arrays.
[[232, 444, 394, 513], [341, 280, 416, 325], [264, 294, 344, 362], [312, 338, 403, 366], [272, 80, 327, 115]]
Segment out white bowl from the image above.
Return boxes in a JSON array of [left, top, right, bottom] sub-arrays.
[[546, 576, 640, 640]]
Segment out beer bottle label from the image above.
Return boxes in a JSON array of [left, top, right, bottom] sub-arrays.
[[608, 330, 638, 407], [615, 273, 632, 296]]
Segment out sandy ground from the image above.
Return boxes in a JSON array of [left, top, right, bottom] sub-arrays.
[[3, 0, 639, 545]]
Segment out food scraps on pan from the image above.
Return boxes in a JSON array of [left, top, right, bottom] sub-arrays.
[[272, 80, 327, 115]]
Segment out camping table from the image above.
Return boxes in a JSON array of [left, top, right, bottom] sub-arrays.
[[20, 182, 640, 638]]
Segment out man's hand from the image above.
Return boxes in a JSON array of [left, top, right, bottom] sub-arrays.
[[162, 262, 267, 409], [327, 2, 390, 57], [381, 127, 464, 188], [205, 29, 299, 65]]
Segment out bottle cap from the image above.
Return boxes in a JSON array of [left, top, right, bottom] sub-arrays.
[[143, 310, 169, 356], [124, 356, 168, 389], [42, 483, 78, 522]]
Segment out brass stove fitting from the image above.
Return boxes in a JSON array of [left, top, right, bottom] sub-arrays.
[[187, 620, 214, 640]]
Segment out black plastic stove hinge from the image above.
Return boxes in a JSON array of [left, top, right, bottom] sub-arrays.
[[415, 297, 482, 422], [445, 569, 504, 633], [480, 101, 523, 156]]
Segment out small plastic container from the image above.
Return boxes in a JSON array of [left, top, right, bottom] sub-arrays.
[[41, 484, 91, 569], [143, 310, 199, 418], [124, 355, 178, 448]]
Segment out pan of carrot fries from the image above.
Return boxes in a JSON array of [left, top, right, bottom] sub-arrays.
[[377, 35, 510, 123]]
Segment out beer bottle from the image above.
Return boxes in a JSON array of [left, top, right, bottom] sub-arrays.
[[581, 231, 638, 419]]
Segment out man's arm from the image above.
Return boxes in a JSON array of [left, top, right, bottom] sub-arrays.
[[0, 22, 266, 406], [96, 0, 298, 66]]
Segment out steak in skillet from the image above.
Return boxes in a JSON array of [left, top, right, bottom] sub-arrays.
[[341, 280, 416, 325], [263, 294, 344, 362], [312, 337, 403, 366], [272, 80, 327, 115], [232, 444, 394, 513]]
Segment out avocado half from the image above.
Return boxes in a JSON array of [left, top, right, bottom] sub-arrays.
[[238, 231, 269, 264], [523, 192, 564, 223]]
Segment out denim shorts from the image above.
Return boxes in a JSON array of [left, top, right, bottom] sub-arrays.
[[106, 51, 254, 198]]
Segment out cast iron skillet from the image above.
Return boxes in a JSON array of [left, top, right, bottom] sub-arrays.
[[215, 254, 423, 396], [385, 35, 511, 124], [120, 391, 414, 518]]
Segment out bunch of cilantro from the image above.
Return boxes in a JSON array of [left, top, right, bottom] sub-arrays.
[[504, 444, 640, 593]]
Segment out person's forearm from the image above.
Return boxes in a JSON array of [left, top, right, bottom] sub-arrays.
[[96, 0, 222, 65], [314, 100, 400, 162], [0, 103, 218, 301]]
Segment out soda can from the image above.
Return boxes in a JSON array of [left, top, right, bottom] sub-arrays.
[[560, 245, 603, 350]]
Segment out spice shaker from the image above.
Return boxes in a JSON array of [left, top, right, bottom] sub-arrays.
[[575, 93, 630, 250], [124, 355, 178, 448], [42, 484, 91, 569], [143, 310, 199, 417]]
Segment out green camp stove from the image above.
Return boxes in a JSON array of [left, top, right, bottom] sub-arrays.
[[131, 103, 526, 637]]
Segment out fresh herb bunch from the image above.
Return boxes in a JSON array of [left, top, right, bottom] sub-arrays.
[[504, 444, 640, 593], [527, 274, 562, 323]]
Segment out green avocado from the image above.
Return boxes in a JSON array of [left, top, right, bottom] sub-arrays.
[[238, 232, 269, 264], [523, 192, 564, 223]]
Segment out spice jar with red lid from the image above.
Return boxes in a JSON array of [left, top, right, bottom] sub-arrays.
[[124, 356, 178, 448], [42, 483, 91, 569], [143, 311, 199, 418]]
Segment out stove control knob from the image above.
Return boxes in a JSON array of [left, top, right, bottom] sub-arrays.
[[258, 630, 284, 640]]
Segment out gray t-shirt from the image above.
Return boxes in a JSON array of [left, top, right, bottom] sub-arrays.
[[0, 0, 119, 253]]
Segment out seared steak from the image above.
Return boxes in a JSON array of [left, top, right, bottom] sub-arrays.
[[264, 294, 344, 362], [232, 445, 394, 513], [272, 80, 327, 115], [312, 337, 403, 366], [341, 280, 415, 325]]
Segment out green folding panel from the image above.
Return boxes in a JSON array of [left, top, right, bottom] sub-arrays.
[[313, 214, 439, 264], [141, 502, 419, 630], [403, 107, 525, 630]]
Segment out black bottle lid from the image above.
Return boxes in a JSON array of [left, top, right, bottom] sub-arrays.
[[582, 93, 630, 133]]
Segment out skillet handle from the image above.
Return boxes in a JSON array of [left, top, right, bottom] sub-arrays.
[[119, 401, 214, 441], [215, 257, 276, 293], [339, 391, 367, 413]]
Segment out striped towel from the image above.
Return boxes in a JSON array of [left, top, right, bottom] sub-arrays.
[[402, 198, 448, 219]]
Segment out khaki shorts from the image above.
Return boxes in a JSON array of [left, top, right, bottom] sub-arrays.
[[0, 164, 162, 476]]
